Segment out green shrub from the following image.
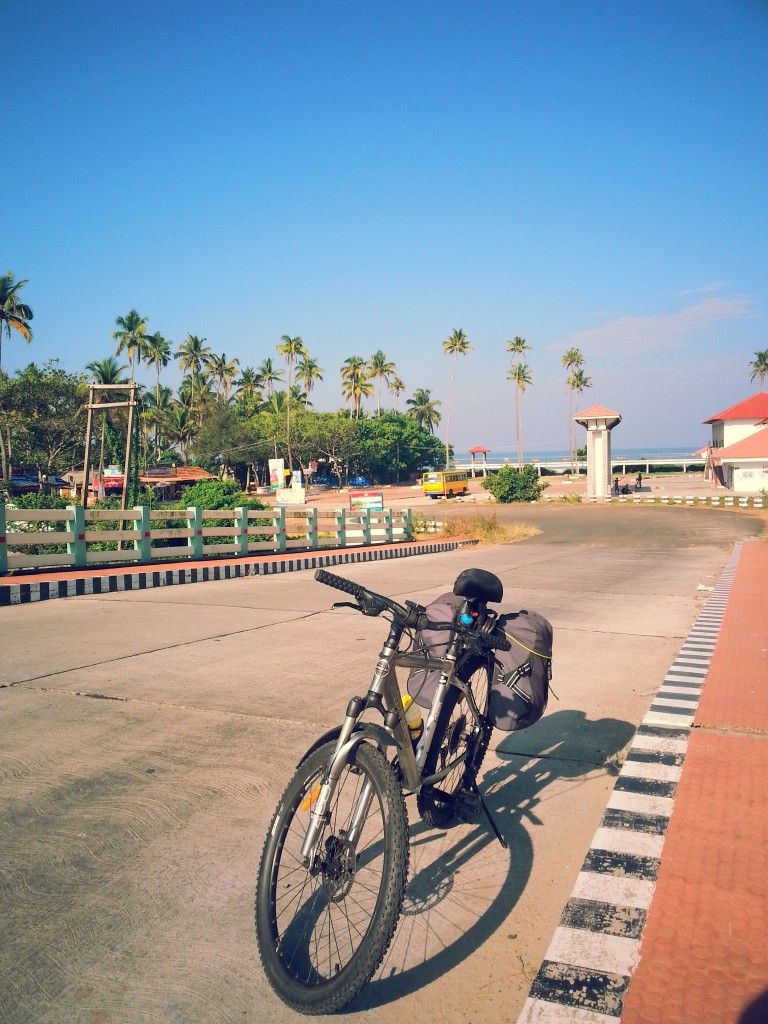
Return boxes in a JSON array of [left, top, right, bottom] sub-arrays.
[[171, 479, 269, 547], [411, 511, 431, 535], [8, 491, 68, 511], [171, 479, 266, 513], [482, 465, 548, 503]]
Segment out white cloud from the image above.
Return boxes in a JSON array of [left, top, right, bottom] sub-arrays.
[[554, 296, 751, 357], [677, 281, 727, 297]]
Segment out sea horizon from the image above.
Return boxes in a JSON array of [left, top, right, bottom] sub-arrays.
[[454, 445, 703, 462]]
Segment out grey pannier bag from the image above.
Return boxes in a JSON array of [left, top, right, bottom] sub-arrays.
[[407, 591, 463, 709], [407, 594, 553, 732], [489, 610, 552, 731]]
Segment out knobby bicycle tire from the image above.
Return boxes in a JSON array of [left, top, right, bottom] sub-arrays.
[[255, 740, 409, 1015], [416, 659, 492, 828]]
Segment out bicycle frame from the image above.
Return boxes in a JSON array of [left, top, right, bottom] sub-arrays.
[[299, 608, 488, 867]]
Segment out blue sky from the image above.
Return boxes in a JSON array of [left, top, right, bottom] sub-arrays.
[[6, 0, 767, 453]]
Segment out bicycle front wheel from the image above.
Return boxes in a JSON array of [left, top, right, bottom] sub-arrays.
[[417, 660, 492, 828], [255, 740, 409, 1015]]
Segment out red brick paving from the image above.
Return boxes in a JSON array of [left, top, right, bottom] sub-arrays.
[[696, 540, 768, 734], [622, 540, 768, 1024]]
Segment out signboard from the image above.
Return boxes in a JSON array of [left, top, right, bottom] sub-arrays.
[[268, 458, 285, 490], [350, 490, 384, 511]]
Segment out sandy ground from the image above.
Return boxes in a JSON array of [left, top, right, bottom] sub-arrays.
[[279, 469, 750, 511]]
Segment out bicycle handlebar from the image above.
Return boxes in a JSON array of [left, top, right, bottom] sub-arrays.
[[314, 568, 366, 601], [314, 569, 512, 652]]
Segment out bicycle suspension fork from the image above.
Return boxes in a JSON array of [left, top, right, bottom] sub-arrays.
[[299, 618, 410, 866]]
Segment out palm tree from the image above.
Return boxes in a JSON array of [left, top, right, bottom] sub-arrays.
[[296, 353, 324, 397], [113, 310, 149, 382], [164, 405, 197, 464], [176, 334, 211, 410], [749, 350, 768, 391], [341, 373, 373, 418], [442, 328, 472, 469], [256, 357, 284, 398], [205, 351, 240, 397], [144, 331, 172, 408], [406, 388, 442, 434], [389, 375, 406, 411], [507, 363, 533, 469], [235, 366, 261, 404], [562, 347, 584, 468], [261, 390, 288, 414], [570, 368, 593, 472], [507, 336, 531, 366], [143, 384, 174, 454], [340, 356, 372, 418], [0, 271, 33, 372], [506, 337, 532, 468], [368, 350, 396, 416], [570, 367, 593, 406], [85, 356, 130, 492], [290, 383, 312, 409], [277, 334, 307, 470]]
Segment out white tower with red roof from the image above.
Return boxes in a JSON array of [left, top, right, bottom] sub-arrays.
[[574, 404, 622, 499]]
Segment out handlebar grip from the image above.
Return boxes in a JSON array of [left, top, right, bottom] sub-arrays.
[[314, 568, 365, 599], [421, 618, 456, 632]]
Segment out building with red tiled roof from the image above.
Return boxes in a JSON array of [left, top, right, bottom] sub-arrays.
[[64, 464, 217, 501], [700, 393, 768, 492], [702, 392, 768, 448]]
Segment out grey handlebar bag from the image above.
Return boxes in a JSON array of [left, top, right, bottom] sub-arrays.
[[407, 593, 552, 732]]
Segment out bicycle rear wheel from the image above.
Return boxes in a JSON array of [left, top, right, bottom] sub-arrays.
[[417, 660, 492, 828], [255, 740, 409, 1015]]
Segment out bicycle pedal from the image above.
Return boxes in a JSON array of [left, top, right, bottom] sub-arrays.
[[454, 789, 482, 824]]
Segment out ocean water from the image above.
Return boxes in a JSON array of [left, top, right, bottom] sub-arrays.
[[455, 446, 702, 462]]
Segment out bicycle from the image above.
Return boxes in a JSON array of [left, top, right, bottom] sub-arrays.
[[255, 565, 513, 1015]]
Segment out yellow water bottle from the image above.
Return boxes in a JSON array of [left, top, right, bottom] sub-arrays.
[[401, 694, 423, 743]]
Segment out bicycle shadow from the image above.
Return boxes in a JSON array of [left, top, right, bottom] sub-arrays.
[[354, 708, 636, 1011]]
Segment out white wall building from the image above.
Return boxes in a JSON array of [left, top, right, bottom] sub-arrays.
[[701, 393, 768, 493]]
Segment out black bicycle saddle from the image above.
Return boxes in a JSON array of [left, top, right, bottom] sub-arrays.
[[453, 568, 503, 604]]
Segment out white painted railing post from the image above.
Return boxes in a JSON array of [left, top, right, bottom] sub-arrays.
[[235, 506, 249, 555], [188, 507, 204, 558], [361, 508, 372, 545], [402, 508, 413, 540], [134, 505, 152, 563], [335, 508, 346, 547], [0, 504, 7, 573], [274, 507, 286, 554], [67, 505, 87, 566], [383, 508, 393, 542], [306, 507, 319, 550]]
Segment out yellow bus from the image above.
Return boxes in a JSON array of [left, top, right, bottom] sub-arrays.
[[421, 470, 469, 498]]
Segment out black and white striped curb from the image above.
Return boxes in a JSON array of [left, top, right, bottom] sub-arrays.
[[0, 541, 463, 607], [516, 545, 741, 1023]]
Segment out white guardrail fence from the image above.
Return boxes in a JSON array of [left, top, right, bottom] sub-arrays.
[[0, 505, 414, 574]]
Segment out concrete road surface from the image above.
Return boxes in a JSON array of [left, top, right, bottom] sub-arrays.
[[0, 508, 761, 1024]]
